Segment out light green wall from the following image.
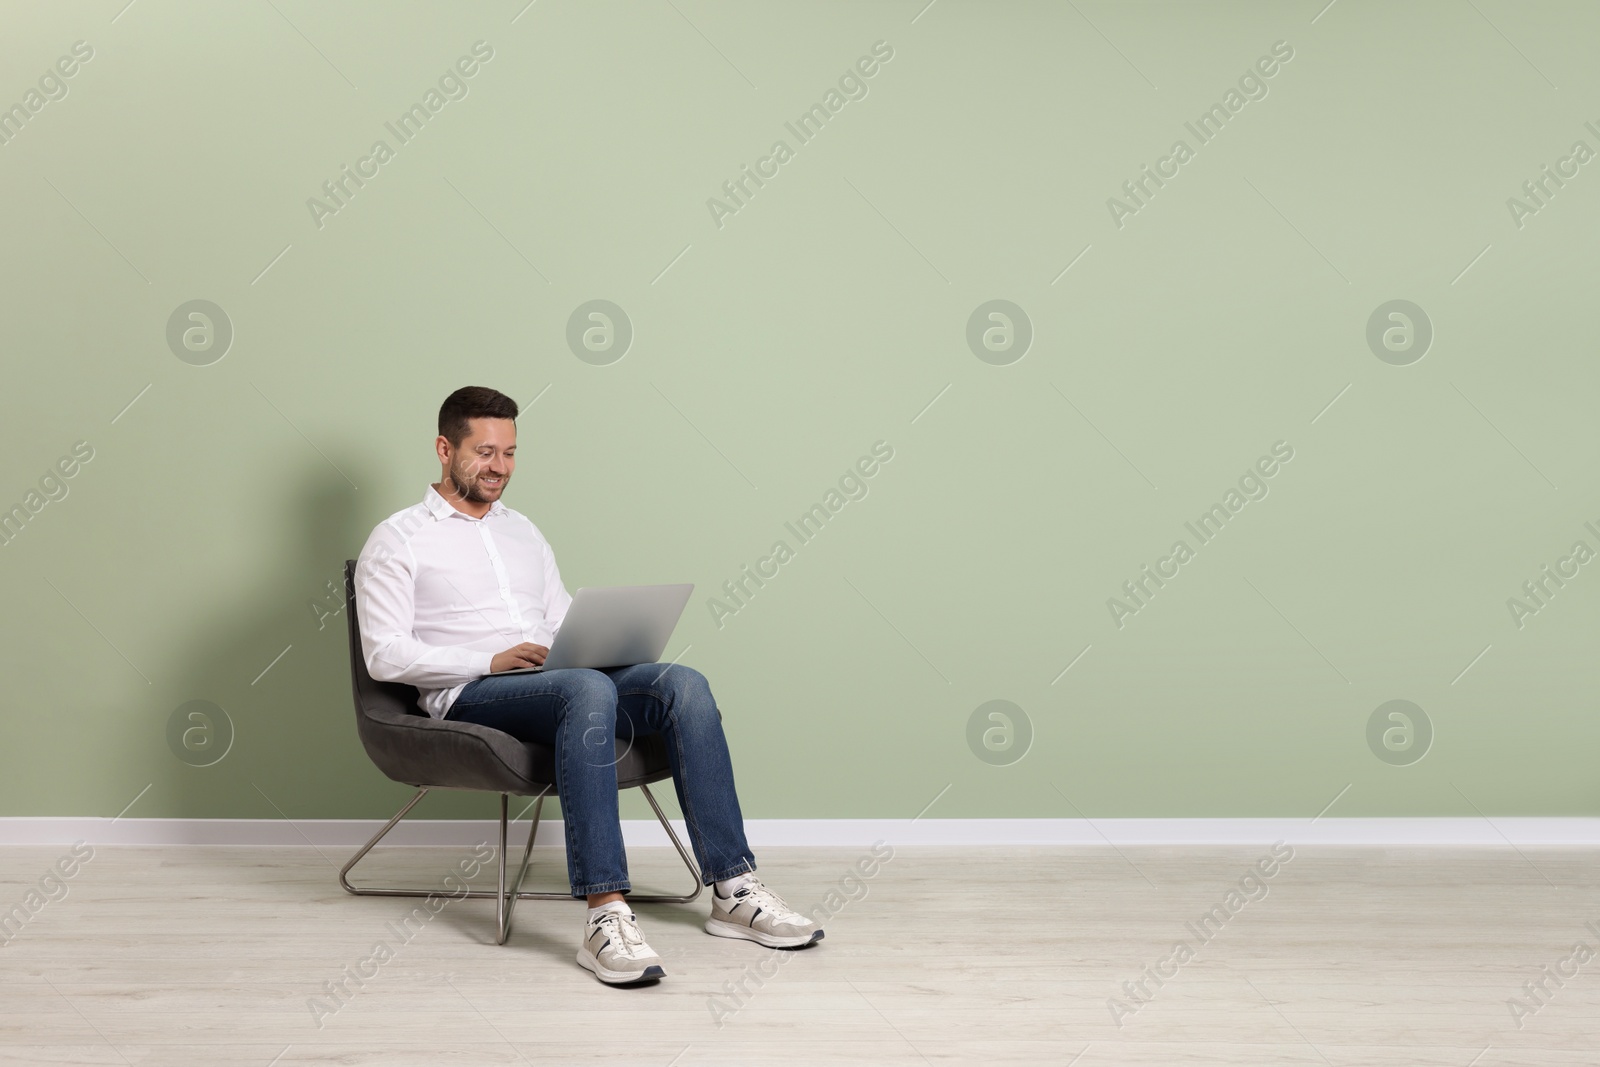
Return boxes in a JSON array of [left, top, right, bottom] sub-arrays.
[[2, 1, 1596, 822]]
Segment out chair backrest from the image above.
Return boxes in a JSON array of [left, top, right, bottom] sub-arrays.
[[344, 559, 427, 723]]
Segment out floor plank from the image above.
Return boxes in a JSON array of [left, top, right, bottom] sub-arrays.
[[1, 844, 1597, 1064]]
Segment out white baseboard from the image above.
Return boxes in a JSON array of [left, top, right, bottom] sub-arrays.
[[0, 817, 1597, 847]]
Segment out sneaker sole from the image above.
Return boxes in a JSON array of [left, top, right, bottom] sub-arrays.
[[575, 950, 666, 985], [704, 917, 825, 949]]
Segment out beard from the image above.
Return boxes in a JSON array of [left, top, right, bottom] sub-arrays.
[[448, 461, 505, 504]]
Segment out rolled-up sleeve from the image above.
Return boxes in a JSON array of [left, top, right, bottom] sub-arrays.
[[355, 523, 494, 687]]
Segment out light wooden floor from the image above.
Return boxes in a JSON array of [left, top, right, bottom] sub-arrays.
[[2, 843, 1598, 1065]]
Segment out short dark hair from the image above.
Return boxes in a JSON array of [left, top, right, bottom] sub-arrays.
[[439, 386, 518, 448]]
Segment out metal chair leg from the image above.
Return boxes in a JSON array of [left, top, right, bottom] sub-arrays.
[[339, 783, 703, 924], [506, 782, 703, 903], [628, 783, 704, 904], [496, 793, 539, 944], [339, 787, 432, 896], [340, 787, 538, 946]]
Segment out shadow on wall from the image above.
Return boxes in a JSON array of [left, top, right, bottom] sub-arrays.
[[165, 460, 489, 824]]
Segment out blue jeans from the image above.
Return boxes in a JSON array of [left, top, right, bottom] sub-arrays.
[[445, 663, 756, 897]]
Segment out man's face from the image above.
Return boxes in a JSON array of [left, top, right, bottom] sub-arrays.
[[445, 417, 516, 504]]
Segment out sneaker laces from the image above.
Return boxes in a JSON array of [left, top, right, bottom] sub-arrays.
[[592, 909, 653, 960], [735, 880, 811, 926]]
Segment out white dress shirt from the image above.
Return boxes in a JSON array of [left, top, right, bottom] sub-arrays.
[[354, 484, 573, 718]]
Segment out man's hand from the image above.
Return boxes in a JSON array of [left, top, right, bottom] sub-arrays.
[[491, 643, 549, 673]]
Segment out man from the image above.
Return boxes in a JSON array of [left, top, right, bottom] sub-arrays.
[[354, 386, 821, 985]]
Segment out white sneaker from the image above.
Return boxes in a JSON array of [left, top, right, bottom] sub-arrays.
[[705, 878, 824, 948], [577, 903, 666, 985]]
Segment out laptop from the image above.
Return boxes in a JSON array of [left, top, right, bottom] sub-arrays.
[[489, 583, 694, 675]]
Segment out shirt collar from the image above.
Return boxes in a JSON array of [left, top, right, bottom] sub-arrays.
[[423, 483, 507, 521]]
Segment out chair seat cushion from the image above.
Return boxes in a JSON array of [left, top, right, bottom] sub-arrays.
[[356, 700, 673, 795]]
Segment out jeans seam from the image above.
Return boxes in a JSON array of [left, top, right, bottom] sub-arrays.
[[450, 691, 558, 711], [552, 692, 584, 892], [661, 695, 742, 884], [559, 690, 628, 894], [617, 678, 722, 877], [703, 862, 758, 883]]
